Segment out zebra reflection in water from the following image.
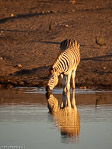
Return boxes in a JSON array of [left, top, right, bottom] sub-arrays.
[[46, 90, 80, 142]]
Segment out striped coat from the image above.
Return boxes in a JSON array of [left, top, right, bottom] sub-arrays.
[[46, 39, 80, 92]]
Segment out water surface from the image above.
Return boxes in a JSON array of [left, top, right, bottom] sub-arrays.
[[0, 88, 112, 149]]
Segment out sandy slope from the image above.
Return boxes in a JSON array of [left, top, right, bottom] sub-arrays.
[[0, 0, 112, 89]]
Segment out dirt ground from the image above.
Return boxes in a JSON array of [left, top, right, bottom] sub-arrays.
[[0, 0, 112, 90]]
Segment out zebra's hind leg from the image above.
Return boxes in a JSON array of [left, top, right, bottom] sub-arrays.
[[71, 68, 76, 89], [71, 89, 77, 110]]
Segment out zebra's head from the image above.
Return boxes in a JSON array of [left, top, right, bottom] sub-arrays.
[[46, 67, 58, 92]]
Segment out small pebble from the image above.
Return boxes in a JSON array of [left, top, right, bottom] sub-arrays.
[[11, 13, 14, 17], [19, 81, 24, 85], [96, 36, 106, 47], [8, 84, 13, 89], [16, 64, 22, 68], [80, 86, 87, 90], [103, 67, 106, 70], [0, 30, 3, 35], [0, 57, 3, 60], [8, 80, 11, 82], [70, 0, 76, 4], [65, 24, 69, 27], [49, 21, 54, 30]]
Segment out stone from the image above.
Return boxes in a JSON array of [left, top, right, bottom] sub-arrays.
[[16, 64, 22, 68]]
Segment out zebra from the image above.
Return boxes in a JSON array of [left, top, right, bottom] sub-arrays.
[[46, 90, 80, 138], [46, 39, 80, 92]]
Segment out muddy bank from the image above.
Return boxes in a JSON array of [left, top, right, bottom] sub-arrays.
[[0, 0, 112, 89]]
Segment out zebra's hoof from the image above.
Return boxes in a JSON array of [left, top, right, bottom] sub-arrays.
[[63, 87, 70, 92]]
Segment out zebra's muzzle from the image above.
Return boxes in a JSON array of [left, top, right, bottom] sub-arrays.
[[46, 85, 51, 93]]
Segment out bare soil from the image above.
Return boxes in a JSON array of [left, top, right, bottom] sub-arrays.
[[0, 0, 112, 89]]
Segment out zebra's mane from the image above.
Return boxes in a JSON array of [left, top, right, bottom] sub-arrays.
[[49, 39, 80, 74], [49, 50, 63, 74]]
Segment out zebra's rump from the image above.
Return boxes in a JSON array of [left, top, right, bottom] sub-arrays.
[[60, 39, 77, 50]]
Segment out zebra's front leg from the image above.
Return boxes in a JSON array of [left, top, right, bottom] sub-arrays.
[[63, 75, 68, 92], [62, 74, 67, 90], [65, 72, 71, 92], [72, 68, 76, 89]]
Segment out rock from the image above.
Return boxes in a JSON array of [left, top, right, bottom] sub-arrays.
[[10, 13, 14, 17], [70, 0, 76, 4], [49, 21, 54, 30], [103, 67, 106, 70], [80, 86, 87, 90], [0, 30, 3, 35], [7, 84, 13, 89], [16, 64, 22, 68], [19, 81, 24, 86], [0, 57, 3, 60], [65, 24, 69, 27], [96, 36, 106, 47]]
